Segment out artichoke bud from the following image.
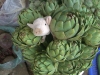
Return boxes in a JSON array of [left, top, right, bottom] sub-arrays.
[[32, 54, 55, 75], [46, 40, 82, 62], [21, 45, 43, 63], [41, 0, 59, 16], [83, 27, 100, 46], [58, 60, 78, 74], [65, 41, 82, 60], [78, 60, 92, 71], [12, 26, 42, 49], [46, 40, 67, 62], [80, 44, 98, 60], [18, 9, 42, 27], [63, 0, 83, 11], [83, 0, 93, 7], [50, 11, 80, 40]]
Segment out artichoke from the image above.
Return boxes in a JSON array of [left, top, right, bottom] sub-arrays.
[[29, 0, 45, 11], [46, 40, 67, 62], [50, 6, 96, 41], [58, 59, 91, 74], [83, 27, 100, 46], [21, 45, 43, 63], [46, 40, 82, 62], [32, 54, 55, 75], [41, 0, 59, 16], [50, 10, 80, 40], [83, 0, 100, 17], [80, 44, 97, 60], [18, 9, 42, 27], [12, 26, 42, 49], [63, 0, 84, 11]]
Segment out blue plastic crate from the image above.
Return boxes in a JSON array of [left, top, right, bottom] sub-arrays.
[[88, 48, 100, 75]]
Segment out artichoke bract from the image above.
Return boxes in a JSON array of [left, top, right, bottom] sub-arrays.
[[18, 9, 42, 27], [12, 26, 42, 49], [83, 27, 100, 46], [32, 54, 55, 75], [46, 40, 82, 62], [50, 10, 80, 40]]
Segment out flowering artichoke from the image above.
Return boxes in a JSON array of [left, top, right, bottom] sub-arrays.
[[46, 40, 82, 62], [83, 27, 100, 46], [12, 26, 42, 49], [18, 9, 42, 27], [32, 54, 55, 75]]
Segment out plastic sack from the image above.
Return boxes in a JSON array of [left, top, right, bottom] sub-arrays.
[[0, 26, 24, 70], [0, 0, 25, 26]]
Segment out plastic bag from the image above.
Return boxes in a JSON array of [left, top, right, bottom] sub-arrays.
[[0, 26, 24, 70], [0, 0, 26, 26], [88, 48, 100, 75]]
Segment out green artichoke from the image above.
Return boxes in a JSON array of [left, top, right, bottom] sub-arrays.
[[12, 26, 42, 49], [83, 0, 100, 17], [80, 44, 97, 60], [21, 45, 43, 63], [50, 10, 80, 40], [58, 59, 91, 74], [78, 60, 92, 71], [84, 0, 100, 8], [63, 0, 84, 11], [50, 6, 96, 41], [83, 27, 100, 46], [29, 0, 46, 11], [32, 54, 55, 75], [41, 0, 59, 16], [58, 60, 77, 74], [64, 41, 82, 60], [46, 40, 67, 62], [18, 9, 42, 27], [46, 40, 82, 62]]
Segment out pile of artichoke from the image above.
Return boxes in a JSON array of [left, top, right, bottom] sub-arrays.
[[12, 0, 100, 75]]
